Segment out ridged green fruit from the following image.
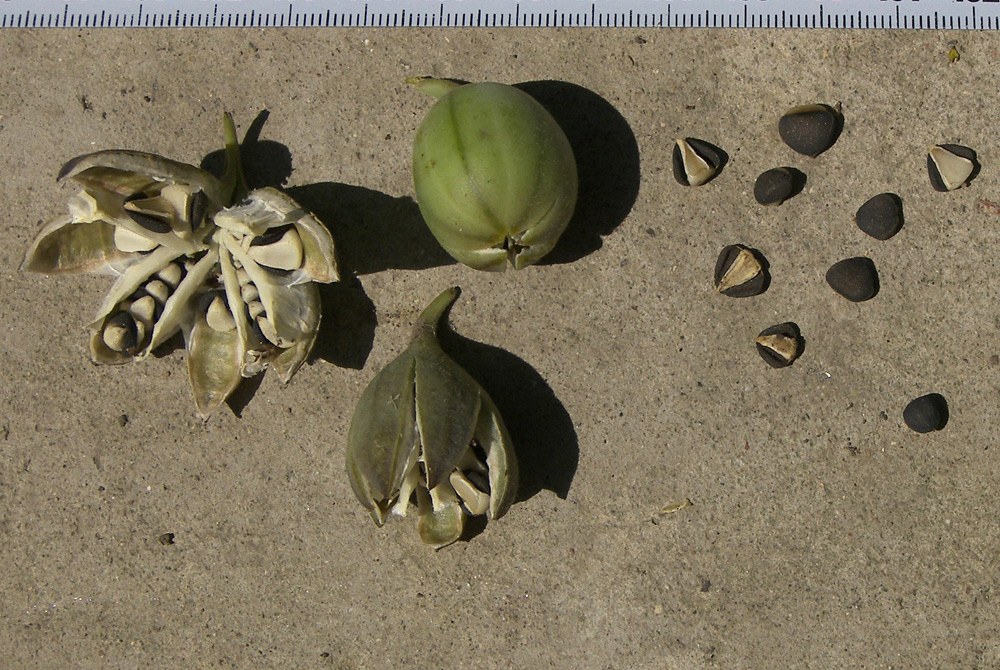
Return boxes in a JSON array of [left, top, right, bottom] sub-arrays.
[[410, 78, 578, 271]]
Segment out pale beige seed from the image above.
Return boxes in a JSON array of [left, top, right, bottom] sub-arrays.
[[449, 470, 490, 516], [128, 295, 158, 327], [144, 279, 170, 304], [247, 227, 304, 271], [157, 263, 183, 287], [205, 295, 237, 332]]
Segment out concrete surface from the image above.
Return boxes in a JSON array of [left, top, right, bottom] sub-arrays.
[[1, 28, 999, 669]]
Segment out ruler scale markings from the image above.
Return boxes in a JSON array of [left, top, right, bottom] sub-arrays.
[[0, 1, 998, 30]]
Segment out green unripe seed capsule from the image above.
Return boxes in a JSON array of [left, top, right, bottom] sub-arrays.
[[410, 78, 578, 271]]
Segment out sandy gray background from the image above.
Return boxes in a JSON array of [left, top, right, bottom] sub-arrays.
[[1, 28, 999, 669]]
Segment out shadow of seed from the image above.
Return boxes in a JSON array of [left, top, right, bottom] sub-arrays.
[[855, 193, 903, 240], [672, 138, 724, 186], [754, 167, 804, 206], [715, 244, 769, 297], [927, 144, 979, 192], [755, 322, 802, 368], [826, 257, 879, 302], [903, 393, 948, 433]]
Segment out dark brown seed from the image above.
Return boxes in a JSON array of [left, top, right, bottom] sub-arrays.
[[123, 192, 173, 234], [754, 167, 802, 206], [778, 104, 841, 157], [826, 257, 879, 302], [903, 393, 948, 433], [715, 245, 768, 297], [755, 322, 802, 368], [855, 193, 903, 240]]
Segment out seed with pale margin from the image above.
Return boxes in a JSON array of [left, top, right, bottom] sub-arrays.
[[672, 138, 722, 186], [903, 393, 948, 433], [248, 225, 304, 271], [855, 193, 903, 240], [778, 104, 841, 157], [449, 470, 491, 516], [754, 167, 799, 206], [826, 257, 879, 302], [927, 144, 977, 192], [755, 322, 802, 368], [715, 245, 768, 297]]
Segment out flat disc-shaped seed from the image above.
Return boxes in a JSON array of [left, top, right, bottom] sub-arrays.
[[778, 104, 841, 157], [754, 167, 801, 206], [903, 393, 948, 433], [714, 244, 768, 297], [672, 138, 722, 186], [927, 144, 977, 192], [755, 322, 802, 368], [856, 193, 903, 240], [826, 256, 879, 302]]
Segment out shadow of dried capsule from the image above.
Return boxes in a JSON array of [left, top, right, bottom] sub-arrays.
[[826, 256, 879, 302], [715, 244, 769, 297], [778, 104, 842, 157], [903, 393, 948, 433], [755, 322, 802, 368], [927, 144, 979, 192], [855, 193, 903, 240], [672, 138, 724, 186], [754, 167, 805, 206]]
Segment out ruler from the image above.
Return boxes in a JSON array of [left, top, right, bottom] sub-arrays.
[[2, 1, 999, 30]]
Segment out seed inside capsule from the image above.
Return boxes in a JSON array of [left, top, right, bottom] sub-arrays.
[[855, 193, 903, 240], [123, 192, 173, 234], [755, 322, 802, 368], [113, 225, 159, 253], [927, 144, 977, 192], [205, 294, 237, 332], [826, 256, 879, 302], [248, 225, 304, 271], [102, 311, 139, 353], [715, 244, 768, 297], [778, 104, 841, 157], [903, 393, 948, 433], [449, 470, 490, 516], [754, 167, 803, 206], [143, 279, 171, 305], [128, 295, 158, 328], [157, 263, 183, 288], [672, 138, 723, 187]]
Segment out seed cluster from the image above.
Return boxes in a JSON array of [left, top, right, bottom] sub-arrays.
[[693, 103, 969, 433]]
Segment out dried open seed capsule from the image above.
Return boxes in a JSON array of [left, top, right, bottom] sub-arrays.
[[826, 256, 879, 302], [778, 104, 842, 157], [672, 138, 723, 186], [903, 393, 948, 433], [855, 193, 903, 240], [754, 167, 802, 206], [755, 322, 802, 368], [715, 244, 768, 297], [927, 144, 978, 192]]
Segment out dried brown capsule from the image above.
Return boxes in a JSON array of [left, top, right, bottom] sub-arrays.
[[778, 104, 842, 157], [754, 167, 803, 206], [755, 322, 802, 368], [672, 138, 723, 186], [855, 193, 903, 240], [927, 144, 977, 192], [903, 393, 948, 433], [715, 245, 768, 297], [826, 257, 879, 302]]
